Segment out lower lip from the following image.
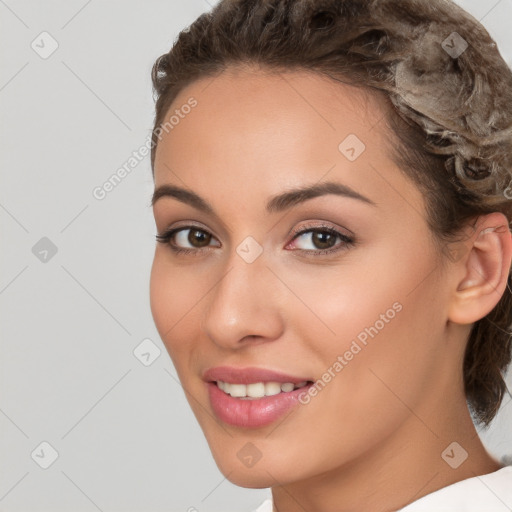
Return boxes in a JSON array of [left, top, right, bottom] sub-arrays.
[[206, 382, 312, 428]]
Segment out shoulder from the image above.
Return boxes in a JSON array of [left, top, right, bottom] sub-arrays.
[[247, 467, 512, 512], [251, 498, 273, 512], [398, 465, 512, 511]]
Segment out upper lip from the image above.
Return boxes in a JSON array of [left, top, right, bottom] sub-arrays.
[[202, 366, 313, 385]]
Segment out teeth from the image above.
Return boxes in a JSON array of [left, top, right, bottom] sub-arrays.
[[265, 382, 282, 396], [227, 383, 246, 397], [247, 382, 265, 398], [216, 380, 308, 399]]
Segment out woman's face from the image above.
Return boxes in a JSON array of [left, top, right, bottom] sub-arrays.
[[150, 66, 461, 487]]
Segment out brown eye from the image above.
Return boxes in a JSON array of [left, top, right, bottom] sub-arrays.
[[155, 226, 220, 253], [187, 228, 212, 247], [310, 231, 337, 250], [287, 225, 355, 256]]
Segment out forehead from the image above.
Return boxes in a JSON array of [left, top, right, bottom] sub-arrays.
[[164, 65, 386, 133], [152, 65, 424, 221], [155, 66, 386, 169]]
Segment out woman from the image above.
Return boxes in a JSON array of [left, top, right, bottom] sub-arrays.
[[149, 0, 512, 510]]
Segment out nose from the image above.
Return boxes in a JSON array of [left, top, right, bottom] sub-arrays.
[[200, 247, 285, 349]]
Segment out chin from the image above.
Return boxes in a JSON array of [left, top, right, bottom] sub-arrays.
[[218, 463, 280, 489], [229, 474, 274, 489], [206, 442, 300, 488]]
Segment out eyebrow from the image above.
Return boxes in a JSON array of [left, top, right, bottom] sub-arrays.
[[151, 181, 377, 213]]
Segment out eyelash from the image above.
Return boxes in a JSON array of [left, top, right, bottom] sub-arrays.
[[155, 223, 355, 257]]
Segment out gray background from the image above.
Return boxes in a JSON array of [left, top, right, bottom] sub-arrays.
[[1, 1, 511, 511]]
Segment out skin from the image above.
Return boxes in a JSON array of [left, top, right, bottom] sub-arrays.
[[150, 64, 512, 512]]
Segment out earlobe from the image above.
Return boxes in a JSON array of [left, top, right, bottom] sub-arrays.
[[447, 212, 512, 326]]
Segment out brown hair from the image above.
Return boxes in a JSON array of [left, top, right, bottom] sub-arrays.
[[150, 0, 512, 427]]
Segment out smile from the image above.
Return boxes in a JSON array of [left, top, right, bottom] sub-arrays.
[[216, 380, 310, 399], [202, 366, 315, 427]]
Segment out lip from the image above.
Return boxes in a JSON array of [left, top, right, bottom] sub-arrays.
[[202, 366, 312, 385], [203, 366, 314, 428]]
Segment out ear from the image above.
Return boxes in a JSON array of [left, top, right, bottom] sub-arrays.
[[447, 212, 512, 325]]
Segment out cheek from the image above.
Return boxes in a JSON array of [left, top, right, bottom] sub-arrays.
[[290, 245, 444, 418], [310, 292, 443, 473], [284, 258, 404, 357], [149, 252, 201, 363], [149, 254, 172, 337]]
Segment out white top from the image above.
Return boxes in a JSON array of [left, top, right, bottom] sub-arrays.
[[251, 465, 512, 512]]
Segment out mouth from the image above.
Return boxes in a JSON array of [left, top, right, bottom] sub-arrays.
[[203, 368, 315, 428], [202, 366, 315, 427], [212, 379, 313, 400]]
